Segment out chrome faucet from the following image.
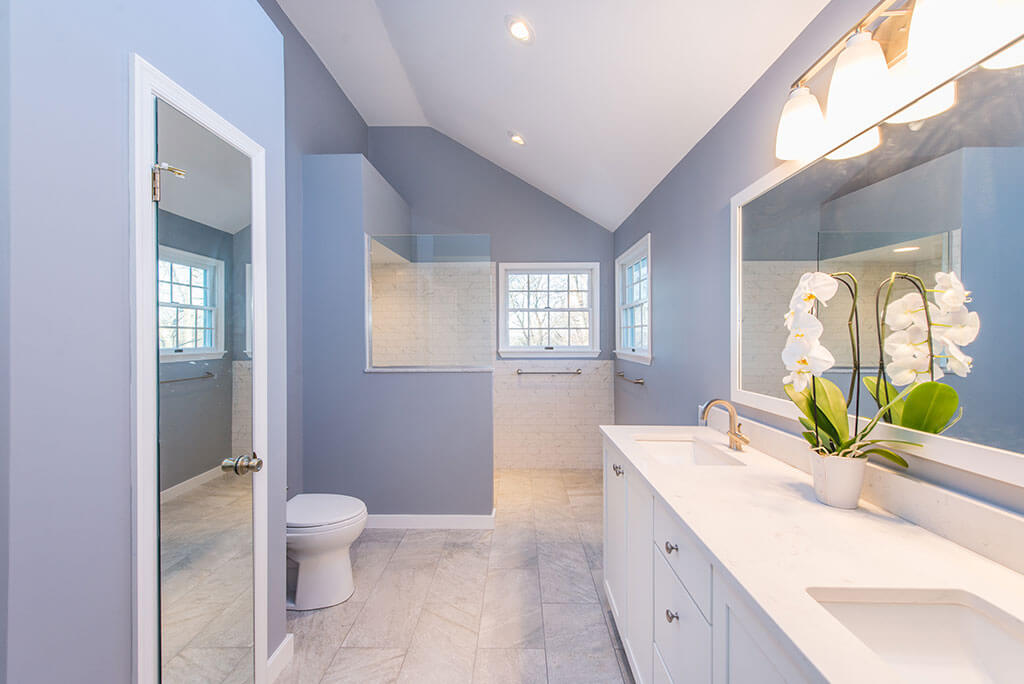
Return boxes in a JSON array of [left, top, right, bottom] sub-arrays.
[[700, 399, 750, 451]]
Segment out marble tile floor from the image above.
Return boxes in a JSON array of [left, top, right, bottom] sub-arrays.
[[160, 472, 255, 684], [278, 468, 632, 684]]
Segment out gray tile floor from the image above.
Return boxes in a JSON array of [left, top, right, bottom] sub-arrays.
[[279, 469, 633, 684], [161, 472, 255, 684]]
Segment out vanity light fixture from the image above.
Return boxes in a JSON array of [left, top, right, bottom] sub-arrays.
[[893, 245, 921, 253], [983, 1, 1024, 69], [508, 131, 526, 146], [775, 86, 827, 161], [506, 16, 534, 44]]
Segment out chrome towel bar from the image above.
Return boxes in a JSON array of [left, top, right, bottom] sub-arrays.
[[616, 371, 645, 385], [516, 368, 582, 376], [160, 371, 215, 385]]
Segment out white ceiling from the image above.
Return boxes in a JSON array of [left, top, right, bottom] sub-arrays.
[[157, 100, 251, 233], [278, 0, 830, 230]]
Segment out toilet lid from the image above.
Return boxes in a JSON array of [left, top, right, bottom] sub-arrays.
[[287, 494, 366, 528]]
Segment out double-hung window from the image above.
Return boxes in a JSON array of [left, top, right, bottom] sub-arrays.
[[615, 234, 652, 364], [158, 245, 226, 361], [498, 262, 600, 358]]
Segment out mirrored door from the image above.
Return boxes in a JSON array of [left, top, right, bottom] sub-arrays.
[[155, 98, 255, 683]]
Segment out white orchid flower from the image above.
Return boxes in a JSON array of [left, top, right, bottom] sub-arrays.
[[884, 292, 936, 331], [933, 307, 980, 347], [886, 350, 944, 386], [942, 341, 973, 378], [933, 271, 971, 313], [785, 311, 824, 345], [883, 325, 929, 360], [782, 339, 835, 393], [789, 272, 839, 313]]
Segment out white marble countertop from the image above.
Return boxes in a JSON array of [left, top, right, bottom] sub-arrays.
[[599, 424, 1024, 684]]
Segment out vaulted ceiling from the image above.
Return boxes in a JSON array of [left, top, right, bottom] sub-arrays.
[[278, 0, 831, 230]]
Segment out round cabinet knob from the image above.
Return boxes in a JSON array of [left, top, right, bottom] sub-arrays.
[[666, 609, 679, 623], [664, 541, 679, 554]]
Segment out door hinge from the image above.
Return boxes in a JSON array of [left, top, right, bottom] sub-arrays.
[[151, 162, 187, 202]]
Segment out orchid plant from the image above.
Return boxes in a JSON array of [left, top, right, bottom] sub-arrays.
[[866, 271, 978, 433], [782, 271, 918, 468]]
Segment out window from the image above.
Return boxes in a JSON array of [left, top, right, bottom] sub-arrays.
[[615, 234, 652, 364], [158, 246, 225, 361], [498, 262, 600, 358]]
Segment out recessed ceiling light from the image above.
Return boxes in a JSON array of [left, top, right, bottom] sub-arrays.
[[893, 246, 920, 253], [508, 131, 526, 146], [506, 16, 534, 43]]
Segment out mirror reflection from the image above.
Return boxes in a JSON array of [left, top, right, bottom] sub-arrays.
[[740, 59, 1024, 453]]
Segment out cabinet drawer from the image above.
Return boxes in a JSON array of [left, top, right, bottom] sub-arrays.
[[654, 499, 712, 622], [654, 550, 712, 684]]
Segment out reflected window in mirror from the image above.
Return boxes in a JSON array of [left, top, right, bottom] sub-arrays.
[[158, 245, 225, 361]]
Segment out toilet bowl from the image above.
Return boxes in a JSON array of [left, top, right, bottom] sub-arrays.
[[286, 493, 367, 611]]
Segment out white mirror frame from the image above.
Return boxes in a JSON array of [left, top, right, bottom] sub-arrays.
[[729, 71, 1024, 490]]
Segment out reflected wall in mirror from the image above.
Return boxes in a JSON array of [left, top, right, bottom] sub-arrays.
[[367, 234, 494, 369], [156, 99, 255, 682], [739, 55, 1024, 454]]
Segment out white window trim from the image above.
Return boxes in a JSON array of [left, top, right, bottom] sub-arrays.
[[498, 261, 601, 359], [158, 244, 227, 363], [614, 233, 652, 365]]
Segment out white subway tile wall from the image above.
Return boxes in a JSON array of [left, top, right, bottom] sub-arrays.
[[231, 360, 252, 458], [371, 262, 495, 367], [493, 360, 614, 469]]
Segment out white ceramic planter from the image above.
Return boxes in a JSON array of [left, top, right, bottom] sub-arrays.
[[810, 453, 867, 509]]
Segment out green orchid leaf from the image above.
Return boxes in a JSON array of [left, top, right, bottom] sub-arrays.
[[863, 376, 905, 424], [939, 407, 964, 434], [813, 377, 851, 443], [901, 382, 960, 434], [801, 431, 820, 449], [787, 385, 842, 447], [859, 385, 917, 440], [862, 447, 909, 468]]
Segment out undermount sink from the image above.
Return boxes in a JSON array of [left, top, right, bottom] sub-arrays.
[[632, 436, 744, 466], [809, 587, 1024, 683]]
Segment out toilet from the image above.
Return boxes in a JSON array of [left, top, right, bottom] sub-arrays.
[[286, 493, 368, 611]]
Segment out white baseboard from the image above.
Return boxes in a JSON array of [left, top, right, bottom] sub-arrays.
[[268, 632, 294, 683], [159, 465, 223, 503], [365, 508, 496, 530]]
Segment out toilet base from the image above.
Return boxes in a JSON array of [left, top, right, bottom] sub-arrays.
[[289, 546, 356, 611]]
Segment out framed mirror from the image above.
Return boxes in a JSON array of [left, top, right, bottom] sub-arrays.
[[731, 41, 1024, 485]]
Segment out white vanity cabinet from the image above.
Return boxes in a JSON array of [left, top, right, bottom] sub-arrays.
[[603, 437, 814, 684]]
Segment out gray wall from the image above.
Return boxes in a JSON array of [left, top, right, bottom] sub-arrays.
[[612, 0, 1024, 513], [256, 0, 369, 497], [0, 0, 9, 677], [158, 210, 236, 490], [302, 154, 495, 515], [367, 126, 615, 359], [6, 0, 287, 678]]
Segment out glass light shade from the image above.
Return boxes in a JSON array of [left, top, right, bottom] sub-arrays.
[[775, 87, 827, 161], [886, 60, 957, 124], [909, 0, 1002, 77], [826, 31, 892, 142], [982, 1, 1024, 70], [984, 37, 1024, 69], [826, 127, 880, 161]]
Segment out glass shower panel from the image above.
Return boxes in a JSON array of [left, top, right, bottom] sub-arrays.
[[368, 234, 494, 369]]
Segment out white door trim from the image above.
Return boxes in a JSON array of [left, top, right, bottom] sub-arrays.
[[131, 54, 270, 684]]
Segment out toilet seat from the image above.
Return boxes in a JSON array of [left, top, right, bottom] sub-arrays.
[[287, 494, 367, 529]]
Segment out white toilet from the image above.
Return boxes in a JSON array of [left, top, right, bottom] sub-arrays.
[[286, 493, 368, 611]]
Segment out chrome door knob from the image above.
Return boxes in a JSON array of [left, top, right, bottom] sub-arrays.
[[221, 454, 263, 475]]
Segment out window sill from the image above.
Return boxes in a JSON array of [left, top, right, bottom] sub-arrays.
[[498, 349, 601, 359], [614, 349, 652, 365], [160, 351, 227, 363]]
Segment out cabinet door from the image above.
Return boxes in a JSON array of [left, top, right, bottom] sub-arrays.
[[604, 444, 628, 623], [625, 469, 654, 683], [654, 549, 712, 684], [713, 578, 813, 684]]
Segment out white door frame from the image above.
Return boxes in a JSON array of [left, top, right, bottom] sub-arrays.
[[130, 54, 270, 684]]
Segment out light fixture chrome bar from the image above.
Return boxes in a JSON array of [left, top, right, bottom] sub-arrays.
[[791, 0, 910, 88]]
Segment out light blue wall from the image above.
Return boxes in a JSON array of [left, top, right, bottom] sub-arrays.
[[257, 0, 369, 497], [0, 0, 9, 676], [367, 126, 616, 359], [302, 154, 495, 515], [6, 0, 287, 678]]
